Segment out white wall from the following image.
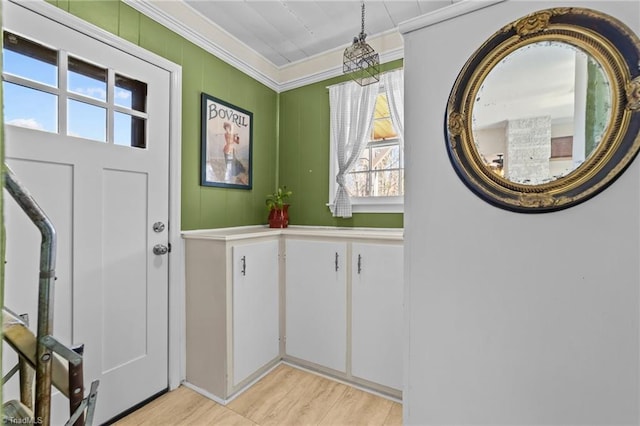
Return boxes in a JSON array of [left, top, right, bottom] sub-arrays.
[[403, 1, 640, 424]]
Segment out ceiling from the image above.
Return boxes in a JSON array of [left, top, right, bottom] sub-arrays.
[[182, 1, 452, 68], [125, 0, 462, 91]]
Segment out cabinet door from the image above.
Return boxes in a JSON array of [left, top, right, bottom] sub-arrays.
[[285, 239, 347, 372], [232, 239, 280, 386], [352, 243, 403, 390]]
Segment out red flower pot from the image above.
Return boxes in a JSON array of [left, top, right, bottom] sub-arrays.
[[268, 204, 289, 228]]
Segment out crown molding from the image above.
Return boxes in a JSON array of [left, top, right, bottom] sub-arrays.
[[399, 0, 506, 35], [278, 46, 404, 93], [122, 0, 406, 93], [122, 0, 282, 91]]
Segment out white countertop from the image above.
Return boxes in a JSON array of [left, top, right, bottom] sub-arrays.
[[181, 225, 404, 241]]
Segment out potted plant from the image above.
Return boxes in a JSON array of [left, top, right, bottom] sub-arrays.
[[266, 186, 292, 228]]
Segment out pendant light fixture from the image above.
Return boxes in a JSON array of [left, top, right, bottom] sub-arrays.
[[343, 1, 380, 86]]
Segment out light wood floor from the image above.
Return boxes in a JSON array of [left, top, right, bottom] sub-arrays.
[[114, 364, 402, 426]]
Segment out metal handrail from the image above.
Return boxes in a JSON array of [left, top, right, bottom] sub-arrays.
[[4, 164, 57, 426]]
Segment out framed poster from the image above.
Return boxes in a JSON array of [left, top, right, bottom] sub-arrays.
[[201, 93, 253, 189]]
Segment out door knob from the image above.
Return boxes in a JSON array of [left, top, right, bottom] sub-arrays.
[[153, 244, 169, 255]]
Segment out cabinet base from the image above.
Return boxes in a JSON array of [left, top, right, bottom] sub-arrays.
[[183, 359, 282, 406], [183, 359, 402, 406], [281, 357, 402, 401]]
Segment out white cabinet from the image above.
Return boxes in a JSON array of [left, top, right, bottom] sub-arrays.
[[232, 241, 280, 386], [351, 243, 403, 390], [285, 239, 347, 373], [184, 226, 403, 400], [184, 236, 280, 400], [284, 238, 403, 395]]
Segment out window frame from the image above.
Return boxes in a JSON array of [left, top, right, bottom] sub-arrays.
[[328, 84, 404, 214]]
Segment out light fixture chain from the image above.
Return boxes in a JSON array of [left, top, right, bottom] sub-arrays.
[[361, 1, 365, 40]]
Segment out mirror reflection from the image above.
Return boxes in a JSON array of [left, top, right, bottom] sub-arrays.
[[472, 41, 612, 185]]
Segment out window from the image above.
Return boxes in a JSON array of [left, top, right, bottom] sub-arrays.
[[328, 69, 404, 215], [2, 31, 148, 149], [345, 92, 403, 198]]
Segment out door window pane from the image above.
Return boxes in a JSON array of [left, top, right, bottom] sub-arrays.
[[3, 82, 57, 132], [114, 112, 146, 148], [2, 32, 58, 87], [115, 74, 147, 112], [68, 99, 106, 142], [3, 32, 57, 87], [68, 56, 107, 101]]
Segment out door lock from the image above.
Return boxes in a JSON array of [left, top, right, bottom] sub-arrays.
[[152, 222, 165, 233], [153, 244, 169, 255]]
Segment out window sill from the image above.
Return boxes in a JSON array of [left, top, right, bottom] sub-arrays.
[[327, 197, 404, 214]]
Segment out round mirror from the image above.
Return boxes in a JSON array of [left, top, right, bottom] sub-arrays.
[[446, 8, 640, 212], [473, 41, 612, 185]]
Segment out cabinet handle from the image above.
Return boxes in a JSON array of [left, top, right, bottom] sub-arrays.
[[357, 254, 362, 274], [241, 255, 246, 276], [335, 252, 339, 271]]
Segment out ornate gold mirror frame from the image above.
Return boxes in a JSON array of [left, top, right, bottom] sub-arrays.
[[446, 8, 640, 212]]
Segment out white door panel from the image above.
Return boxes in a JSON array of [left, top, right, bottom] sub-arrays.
[[285, 239, 347, 373], [232, 240, 280, 386], [3, 158, 74, 346], [351, 243, 403, 390], [3, 2, 171, 423], [3, 158, 75, 426]]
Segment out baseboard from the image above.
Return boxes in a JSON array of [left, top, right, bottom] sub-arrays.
[[182, 361, 283, 406], [281, 360, 402, 403]]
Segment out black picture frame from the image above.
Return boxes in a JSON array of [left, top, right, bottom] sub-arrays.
[[201, 93, 253, 189]]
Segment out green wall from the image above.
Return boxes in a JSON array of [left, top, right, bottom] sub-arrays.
[[50, 0, 278, 231], [279, 60, 404, 228], [50, 0, 402, 230]]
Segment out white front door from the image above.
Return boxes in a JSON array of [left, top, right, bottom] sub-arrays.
[[3, 2, 170, 424]]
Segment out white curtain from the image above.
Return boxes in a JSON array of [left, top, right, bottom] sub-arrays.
[[329, 81, 378, 218], [381, 69, 404, 140]]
